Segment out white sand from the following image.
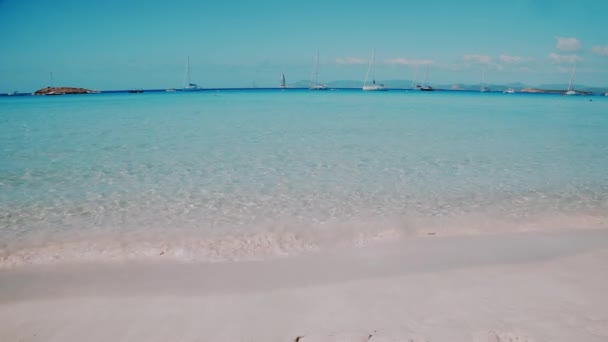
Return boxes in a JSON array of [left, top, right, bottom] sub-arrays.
[[1, 230, 607, 341]]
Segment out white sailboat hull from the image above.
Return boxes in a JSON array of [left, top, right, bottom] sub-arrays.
[[309, 84, 329, 90], [362, 84, 387, 91]]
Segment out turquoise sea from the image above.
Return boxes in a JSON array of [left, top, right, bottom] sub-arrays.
[[1, 90, 607, 266]]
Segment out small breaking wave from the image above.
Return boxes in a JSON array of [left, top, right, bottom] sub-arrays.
[[0, 224, 405, 269], [2, 211, 607, 269]]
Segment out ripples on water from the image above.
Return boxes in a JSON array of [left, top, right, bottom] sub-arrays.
[[1, 91, 607, 266]]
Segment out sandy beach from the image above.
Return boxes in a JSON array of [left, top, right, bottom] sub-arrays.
[[1, 229, 607, 341], [3, 0, 608, 341]]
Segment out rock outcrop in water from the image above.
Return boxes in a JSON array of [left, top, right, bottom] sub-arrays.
[[34, 87, 98, 95]]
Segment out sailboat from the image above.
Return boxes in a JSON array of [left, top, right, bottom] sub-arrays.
[[503, 88, 515, 94], [564, 62, 578, 96], [362, 49, 386, 91], [309, 50, 328, 90], [182, 56, 199, 91], [280, 73, 286, 88], [417, 65, 434, 91], [480, 67, 490, 92]]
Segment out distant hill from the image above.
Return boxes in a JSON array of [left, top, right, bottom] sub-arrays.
[[328, 80, 364, 88], [291, 80, 364, 88], [505, 82, 527, 88], [539, 83, 607, 93], [285, 80, 608, 93], [291, 80, 314, 88], [292, 80, 522, 91]]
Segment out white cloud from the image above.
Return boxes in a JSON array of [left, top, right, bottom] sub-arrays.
[[548, 53, 582, 64], [518, 66, 534, 72], [335, 57, 367, 65], [499, 55, 534, 64], [462, 54, 492, 64], [384, 58, 433, 66], [556, 37, 582, 52], [592, 45, 608, 57]]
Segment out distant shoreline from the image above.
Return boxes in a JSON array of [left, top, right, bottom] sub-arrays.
[[2, 87, 606, 96]]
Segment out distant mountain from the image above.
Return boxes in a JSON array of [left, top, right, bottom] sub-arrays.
[[538, 83, 572, 90], [328, 80, 365, 88], [291, 80, 314, 88], [505, 82, 527, 88], [538, 83, 608, 92], [292, 79, 419, 89], [289, 80, 607, 93]]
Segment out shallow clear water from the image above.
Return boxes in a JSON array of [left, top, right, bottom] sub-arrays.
[[1, 90, 607, 265]]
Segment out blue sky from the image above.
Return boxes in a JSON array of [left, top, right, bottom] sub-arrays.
[[1, 0, 607, 92]]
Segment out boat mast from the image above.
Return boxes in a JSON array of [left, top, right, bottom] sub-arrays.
[[183, 57, 192, 88], [187, 56, 191, 86], [567, 61, 576, 92], [412, 65, 419, 89], [364, 49, 375, 87], [371, 49, 376, 83], [424, 65, 429, 86], [313, 50, 320, 86]]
